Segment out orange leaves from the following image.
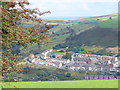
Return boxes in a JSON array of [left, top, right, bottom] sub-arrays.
[[8, 55, 17, 60], [7, 64, 11, 66], [46, 25, 51, 29], [1, 52, 21, 77], [0, 8, 2, 12], [34, 18, 42, 23], [24, 9, 29, 12], [0, 7, 4, 12], [25, 40, 30, 43], [34, 30, 39, 34], [1, 0, 51, 77], [19, 69, 23, 72]]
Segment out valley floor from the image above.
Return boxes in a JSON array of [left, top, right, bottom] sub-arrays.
[[1, 79, 118, 88]]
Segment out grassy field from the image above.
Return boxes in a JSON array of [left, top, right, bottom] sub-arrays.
[[2, 80, 118, 88]]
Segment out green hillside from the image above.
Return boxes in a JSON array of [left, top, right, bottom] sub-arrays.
[[49, 15, 118, 43], [49, 15, 118, 56], [65, 27, 118, 47], [99, 17, 118, 29], [19, 14, 118, 57]]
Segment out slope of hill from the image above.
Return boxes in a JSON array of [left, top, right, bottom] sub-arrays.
[[65, 27, 118, 47], [47, 14, 118, 55], [20, 14, 118, 56]]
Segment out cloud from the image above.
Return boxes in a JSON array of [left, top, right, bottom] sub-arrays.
[[81, 2, 90, 10], [27, 0, 118, 17], [85, 0, 119, 2], [29, 0, 119, 3]]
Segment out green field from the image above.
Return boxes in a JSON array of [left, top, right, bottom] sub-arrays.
[[2, 80, 118, 88]]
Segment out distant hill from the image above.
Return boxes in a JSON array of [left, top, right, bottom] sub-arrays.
[[48, 14, 118, 56], [21, 14, 118, 56], [41, 16, 90, 20], [65, 27, 118, 47]]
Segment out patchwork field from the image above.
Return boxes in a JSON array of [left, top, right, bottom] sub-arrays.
[[1, 80, 118, 88]]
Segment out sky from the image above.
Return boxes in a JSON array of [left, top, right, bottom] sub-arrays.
[[28, 0, 119, 17]]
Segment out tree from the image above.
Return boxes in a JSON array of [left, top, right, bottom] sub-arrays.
[[109, 17, 112, 20], [66, 73, 71, 77], [0, 0, 50, 82], [52, 55, 56, 58], [62, 53, 72, 60]]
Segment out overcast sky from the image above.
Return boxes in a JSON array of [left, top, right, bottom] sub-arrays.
[[28, 0, 119, 17]]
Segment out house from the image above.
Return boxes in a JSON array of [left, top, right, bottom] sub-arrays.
[[40, 55, 46, 60], [53, 62, 63, 68], [113, 62, 119, 67], [53, 53, 66, 59], [26, 58, 32, 63], [41, 49, 53, 59], [101, 19, 108, 21], [110, 67, 117, 72], [84, 75, 94, 80], [98, 75, 104, 79], [69, 65, 81, 70], [84, 75, 116, 80], [48, 62, 56, 67], [59, 62, 63, 68], [94, 75, 99, 80], [28, 54, 35, 59], [39, 61, 47, 65], [89, 75, 94, 80], [31, 58, 36, 63], [109, 75, 115, 79], [84, 75, 89, 80], [66, 59, 71, 63], [47, 58, 68, 64], [104, 75, 109, 79], [101, 67, 110, 73], [96, 18, 108, 21]]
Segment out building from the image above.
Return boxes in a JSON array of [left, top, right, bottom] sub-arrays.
[[84, 75, 116, 80], [41, 49, 53, 59], [53, 53, 66, 59]]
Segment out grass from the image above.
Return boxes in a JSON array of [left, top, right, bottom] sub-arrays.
[[81, 46, 103, 52], [98, 19, 118, 28], [2, 80, 118, 88]]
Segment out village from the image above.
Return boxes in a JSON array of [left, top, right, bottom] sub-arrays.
[[25, 49, 119, 74]]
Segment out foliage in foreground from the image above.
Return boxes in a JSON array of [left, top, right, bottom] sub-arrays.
[[0, 0, 50, 81]]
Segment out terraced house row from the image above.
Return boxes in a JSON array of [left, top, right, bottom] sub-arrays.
[[25, 49, 119, 73]]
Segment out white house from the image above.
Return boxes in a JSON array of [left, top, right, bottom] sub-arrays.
[[59, 62, 63, 68], [41, 49, 53, 59], [28, 54, 35, 59], [66, 59, 70, 63]]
